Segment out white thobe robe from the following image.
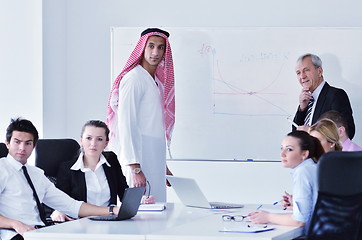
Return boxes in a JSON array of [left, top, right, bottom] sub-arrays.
[[111, 65, 166, 202]]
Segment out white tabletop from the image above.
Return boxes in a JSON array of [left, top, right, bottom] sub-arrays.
[[24, 203, 303, 240]]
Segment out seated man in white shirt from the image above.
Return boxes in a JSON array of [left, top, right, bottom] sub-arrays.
[[0, 118, 120, 240]]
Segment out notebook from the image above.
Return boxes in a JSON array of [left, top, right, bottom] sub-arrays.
[[89, 186, 145, 221], [220, 225, 275, 233], [166, 176, 244, 209], [138, 203, 166, 211]]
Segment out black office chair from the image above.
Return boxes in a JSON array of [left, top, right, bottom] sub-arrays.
[[0, 142, 8, 158], [306, 151, 362, 240], [35, 138, 80, 184], [35, 138, 80, 221]]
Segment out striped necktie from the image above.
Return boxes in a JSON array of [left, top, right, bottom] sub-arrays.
[[304, 96, 315, 126]]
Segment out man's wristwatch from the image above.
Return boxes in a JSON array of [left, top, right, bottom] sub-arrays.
[[131, 167, 142, 174], [109, 204, 116, 215]]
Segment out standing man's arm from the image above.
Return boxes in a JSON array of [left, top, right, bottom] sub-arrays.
[[299, 86, 313, 112], [293, 87, 312, 130], [129, 163, 147, 187], [118, 74, 147, 187]]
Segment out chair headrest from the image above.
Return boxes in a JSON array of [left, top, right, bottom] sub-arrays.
[[318, 151, 362, 195]]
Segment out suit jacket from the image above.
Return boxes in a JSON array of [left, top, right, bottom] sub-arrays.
[[293, 82, 355, 139], [56, 151, 128, 205]]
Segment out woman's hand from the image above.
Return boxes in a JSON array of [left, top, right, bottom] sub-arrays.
[[282, 191, 293, 209], [248, 210, 270, 224]]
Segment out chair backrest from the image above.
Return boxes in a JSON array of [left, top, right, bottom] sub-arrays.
[[307, 151, 362, 240], [35, 139, 80, 183], [0, 142, 8, 158], [318, 151, 362, 196]]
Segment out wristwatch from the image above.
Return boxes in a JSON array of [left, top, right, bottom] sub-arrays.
[[131, 167, 142, 174], [109, 204, 116, 215]]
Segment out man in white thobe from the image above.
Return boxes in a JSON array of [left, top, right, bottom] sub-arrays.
[[107, 28, 175, 202]]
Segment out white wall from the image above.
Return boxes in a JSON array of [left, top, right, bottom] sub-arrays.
[[166, 160, 293, 204], [2, 0, 362, 203], [42, 0, 67, 138], [0, 0, 43, 144]]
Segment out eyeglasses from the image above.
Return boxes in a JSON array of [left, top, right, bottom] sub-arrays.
[[222, 215, 248, 222]]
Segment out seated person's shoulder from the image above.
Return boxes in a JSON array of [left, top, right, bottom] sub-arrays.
[[102, 151, 120, 166], [102, 151, 118, 160]]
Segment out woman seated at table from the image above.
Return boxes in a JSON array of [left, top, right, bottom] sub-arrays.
[[248, 131, 324, 234], [309, 118, 342, 153], [51, 120, 136, 222], [282, 118, 343, 209]]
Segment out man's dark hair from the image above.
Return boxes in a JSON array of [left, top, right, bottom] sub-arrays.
[[319, 110, 349, 137], [6, 118, 39, 145], [141, 28, 170, 38]]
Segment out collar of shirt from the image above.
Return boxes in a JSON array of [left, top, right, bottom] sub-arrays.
[[5, 154, 26, 172], [291, 158, 315, 175], [311, 80, 325, 103], [70, 152, 110, 172], [342, 138, 352, 148], [138, 65, 161, 87]]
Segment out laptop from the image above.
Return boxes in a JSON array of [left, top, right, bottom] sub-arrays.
[[167, 176, 244, 209], [89, 186, 145, 221]]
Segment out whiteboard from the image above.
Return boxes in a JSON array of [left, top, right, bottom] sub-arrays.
[[111, 27, 362, 160]]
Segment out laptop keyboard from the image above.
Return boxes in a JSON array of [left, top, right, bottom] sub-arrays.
[[210, 202, 244, 209], [89, 215, 118, 221]]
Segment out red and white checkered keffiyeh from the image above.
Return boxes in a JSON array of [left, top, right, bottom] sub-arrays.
[[106, 31, 175, 149]]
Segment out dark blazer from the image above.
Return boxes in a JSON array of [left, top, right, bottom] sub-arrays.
[[293, 82, 355, 139], [56, 151, 128, 205]]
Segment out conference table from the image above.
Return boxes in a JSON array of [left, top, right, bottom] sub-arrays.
[[24, 203, 303, 240]]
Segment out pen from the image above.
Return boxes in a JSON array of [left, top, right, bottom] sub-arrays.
[[287, 117, 298, 128], [273, 200, 287, 210], [256, 204, 263, 210]]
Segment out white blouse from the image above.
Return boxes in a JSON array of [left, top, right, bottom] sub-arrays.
[[71, 153, 111, 206]]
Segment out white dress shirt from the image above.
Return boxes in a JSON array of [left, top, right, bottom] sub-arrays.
[[70, 153, 111, 206], [0, 155, 83, 240]]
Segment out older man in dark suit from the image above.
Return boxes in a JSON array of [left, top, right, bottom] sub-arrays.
[[292, 53, 355, 139]]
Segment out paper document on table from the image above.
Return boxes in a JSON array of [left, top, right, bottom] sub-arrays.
[[220, 225, 275, 233], [138, 203, 166, 211]]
